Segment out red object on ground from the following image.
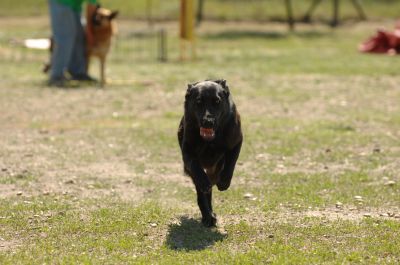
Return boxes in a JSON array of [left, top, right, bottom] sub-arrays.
[[359, 21, 400, 55]]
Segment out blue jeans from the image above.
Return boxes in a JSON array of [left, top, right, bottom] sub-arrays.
[[48, 0, 87, 79]]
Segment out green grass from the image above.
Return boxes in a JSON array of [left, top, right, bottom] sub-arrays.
[[1, 196, 399, 264], [1, 10, 400, 265]]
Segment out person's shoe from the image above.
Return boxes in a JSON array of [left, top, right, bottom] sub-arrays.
[[71, 74, 97, 82], [47, 76, 68, 88]]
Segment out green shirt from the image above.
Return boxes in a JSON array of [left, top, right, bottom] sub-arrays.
[[57, 0, 97, 12]]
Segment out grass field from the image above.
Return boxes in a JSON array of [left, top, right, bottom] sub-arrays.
[[1, 9, 400, 265]]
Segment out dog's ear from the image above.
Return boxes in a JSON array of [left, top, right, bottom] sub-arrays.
[[185, 83, 194, 99], [214, 79, 226, 87], [109, 11, 119, 20], [215, 79, 230, 97]]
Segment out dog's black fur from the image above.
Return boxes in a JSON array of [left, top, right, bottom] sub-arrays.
[[178, 79, 243, 227]]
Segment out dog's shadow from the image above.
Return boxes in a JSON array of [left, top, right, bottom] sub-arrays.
[[165, 216, 227, 251]]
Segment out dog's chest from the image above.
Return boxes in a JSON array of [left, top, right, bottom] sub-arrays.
[[197, 143, 224, 167], [89, 41, 111, 57]]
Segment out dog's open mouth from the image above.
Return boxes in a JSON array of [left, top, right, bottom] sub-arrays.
[[200, 127, 215, 141]]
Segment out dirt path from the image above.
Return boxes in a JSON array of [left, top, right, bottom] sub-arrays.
[[0, 85, 186, 202]]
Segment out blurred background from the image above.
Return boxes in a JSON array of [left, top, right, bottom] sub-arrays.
[[1, 0, 400, 82], [1, 0, 399, 20]]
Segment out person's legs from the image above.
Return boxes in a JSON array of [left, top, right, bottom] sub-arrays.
[[48, 0, 76, 83], [68, 11, 89, 78]]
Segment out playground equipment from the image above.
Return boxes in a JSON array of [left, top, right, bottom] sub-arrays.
[[195, 0, 296, 31], [303, 0, 366, 27], [194, 0, 366, 29], [148, 0, 368, 62]]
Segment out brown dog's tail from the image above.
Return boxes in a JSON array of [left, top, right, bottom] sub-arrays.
[[42, 63, 51, 73], [43, 37, 53, 74]]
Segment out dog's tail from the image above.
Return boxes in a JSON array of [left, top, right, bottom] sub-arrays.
[[42, 37, 53, 74], [42, 63, 51, 73]]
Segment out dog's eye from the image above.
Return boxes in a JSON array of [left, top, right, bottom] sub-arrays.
[[214, 99, 221, 105]]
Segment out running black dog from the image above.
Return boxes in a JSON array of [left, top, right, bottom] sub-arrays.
[[178, 79, 243, 227]]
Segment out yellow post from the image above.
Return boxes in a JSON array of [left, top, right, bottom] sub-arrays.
[[180, 0, 195, 60]]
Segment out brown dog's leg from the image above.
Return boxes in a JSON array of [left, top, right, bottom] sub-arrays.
[[85, 49, 90, 74], [100, 56, 105, 87], [43, 37, 53, 73]]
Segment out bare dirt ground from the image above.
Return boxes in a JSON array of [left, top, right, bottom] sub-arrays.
[[0, 86, 169, 199]]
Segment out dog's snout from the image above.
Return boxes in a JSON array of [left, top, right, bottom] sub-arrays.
[[202, 111, 215, 128], [202, 118, 214, 128]]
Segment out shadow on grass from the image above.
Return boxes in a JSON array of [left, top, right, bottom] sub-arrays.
[[203, 30, 330, 40], [165, 216, 227, 251]]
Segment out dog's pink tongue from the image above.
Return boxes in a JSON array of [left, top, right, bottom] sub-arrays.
[[200, 127, 215, 140]]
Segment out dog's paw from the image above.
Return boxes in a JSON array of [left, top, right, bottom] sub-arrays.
[[216, 180, 230, 191], [201, 213, 217, 227]]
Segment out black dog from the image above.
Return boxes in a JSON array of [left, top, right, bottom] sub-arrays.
[[178, 79, 243, 227]]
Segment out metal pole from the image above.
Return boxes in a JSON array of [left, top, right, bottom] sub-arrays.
[[302, 0, 323, 22], [196, 0, 204, 27], [285, 0, 295, 31], [147, 0, 153, 28], [158, 29, 167, 62], [331, 0, 339, 27], [350, 0, 367, 20]]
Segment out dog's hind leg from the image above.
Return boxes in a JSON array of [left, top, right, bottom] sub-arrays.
[[196, 188, 217, 227]]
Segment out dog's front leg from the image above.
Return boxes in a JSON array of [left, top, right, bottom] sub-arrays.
[[182, 145, 212, 193], [186, 158, 215, 226], [196, 188, 217, 227], [187, 161, 212, 193], [182, 142, 216, 226], [217, 140, 242, 191], [187, 160, 216, 226]]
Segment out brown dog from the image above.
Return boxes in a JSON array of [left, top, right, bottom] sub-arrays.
[[44, 6, 118, 86], [87, 6, 118, 86]]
